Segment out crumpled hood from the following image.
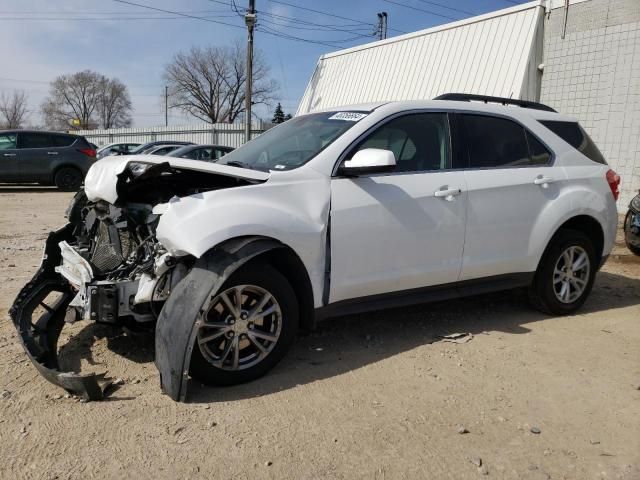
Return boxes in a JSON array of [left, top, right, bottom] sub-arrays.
[[84, 154, 270, 203]]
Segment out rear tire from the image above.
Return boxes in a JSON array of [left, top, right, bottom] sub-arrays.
[[623, 211, 640, 256], [54, 167, 83, 192], [189, 263, 299, 386], [529, 229, 597, 315]]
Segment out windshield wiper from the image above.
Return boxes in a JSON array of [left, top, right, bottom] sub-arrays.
[[224, 160, 252, 169], [223, 160, 268, 172]]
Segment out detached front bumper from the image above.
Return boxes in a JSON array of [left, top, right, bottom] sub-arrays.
[[8, 224, 112, 400]]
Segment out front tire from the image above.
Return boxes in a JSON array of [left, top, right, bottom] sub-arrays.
[[529, 229, 597, 315], [189, 263, 299, 386], [54, 167, 83, 192]]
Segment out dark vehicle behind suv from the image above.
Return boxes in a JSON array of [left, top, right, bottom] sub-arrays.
[[0, 130, 96, 191]]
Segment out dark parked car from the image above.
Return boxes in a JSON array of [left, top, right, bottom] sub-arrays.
[[0, 130, 96, 191], [129, 140, 195, 155], [167, 144, 234, 162], [624, 190, 640, 256], [146, 144, 184, 156]]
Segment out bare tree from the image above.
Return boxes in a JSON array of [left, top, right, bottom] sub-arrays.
[[0, 90, 28, 129], [163, 42, 278, 124], [98, 77, 132, 129], [42, 70, 133, 130]]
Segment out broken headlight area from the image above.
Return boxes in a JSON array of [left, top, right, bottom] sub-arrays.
[[9, 190, 189, 400], [59, 194, 188, 325]]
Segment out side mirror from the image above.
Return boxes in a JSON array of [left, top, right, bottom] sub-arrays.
[[341, 148, 396, 175]]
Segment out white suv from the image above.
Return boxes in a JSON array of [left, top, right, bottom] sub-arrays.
[[11, 94, 620, 401]]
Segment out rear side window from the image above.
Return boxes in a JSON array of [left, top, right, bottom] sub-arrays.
[[540, 121, 606, 164], [0, 133, 16, 150], [526, 131, 552, 165], [215, 148, 232, 159], [52, 134, 76, 147], [184, 148, 212, 160], [461, 115, 552, 168], [18, 133, 53, 149], [462, 115, 529, 168]]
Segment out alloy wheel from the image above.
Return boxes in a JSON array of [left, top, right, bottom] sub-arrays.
[[552, 245, 590, 303], [196, 284, 282, 370]]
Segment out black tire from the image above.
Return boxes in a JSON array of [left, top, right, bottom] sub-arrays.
[[529, 229, 597, 315], [623, 211, 640, 256], [54, 167, 83, 192], [189, 263, 299, 386]]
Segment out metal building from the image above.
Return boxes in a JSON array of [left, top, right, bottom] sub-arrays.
[[298, 0, 640, 206]]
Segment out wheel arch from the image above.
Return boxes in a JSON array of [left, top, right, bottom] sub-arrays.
[[51, 163, 83, 183], [538, 214, 605, 271], [155, 235, 315, 402], [211, 235, 315, 332], [52, 163, 83, 176]]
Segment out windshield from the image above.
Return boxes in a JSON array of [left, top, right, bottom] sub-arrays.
[[217, 111, 367, 171]]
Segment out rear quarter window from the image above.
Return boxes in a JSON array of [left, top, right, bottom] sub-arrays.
[[540, 120, 606, 164], [52, 134, 77, 147]]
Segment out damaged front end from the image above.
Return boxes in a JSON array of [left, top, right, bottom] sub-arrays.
[[9, 158, 266, 401]]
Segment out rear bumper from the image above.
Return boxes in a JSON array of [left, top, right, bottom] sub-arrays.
[[8, 224, 111, 400]]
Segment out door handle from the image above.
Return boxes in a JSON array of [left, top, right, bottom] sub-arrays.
[[434, 187, 462, 200], [533, 176, 555, 186], [47, 151, 58, 155], [3, 153, 16, 157]]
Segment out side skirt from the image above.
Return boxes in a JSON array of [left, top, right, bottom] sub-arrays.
[[314, 272, 534, 321]]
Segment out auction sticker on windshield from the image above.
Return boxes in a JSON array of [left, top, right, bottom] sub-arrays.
[[328, 112, 367, 122]]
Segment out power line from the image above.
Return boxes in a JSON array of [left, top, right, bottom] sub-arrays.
[[257, 24, 349, 47], [0, 15, 240, 21], [0, 9, 234, 15], [383, 0, 459, 21], [415, 0, 476, 16], [265, 0, 407, 34], [111, 0, 244, 30], [259, 10, 374, 38], [266, 0, 372, 26]]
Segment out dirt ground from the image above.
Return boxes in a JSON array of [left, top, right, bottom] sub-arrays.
[[0, 187, 638, 480]]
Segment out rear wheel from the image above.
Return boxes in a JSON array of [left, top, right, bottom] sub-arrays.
[[189, 263, 298, 386], [54, 167, 82, 192], [529, 229, 597, 315], [624, 211, 640, 256]]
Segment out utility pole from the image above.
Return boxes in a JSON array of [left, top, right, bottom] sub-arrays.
[[383, 12, 388, 40], [376, 12, 388, 40], [164, 85, 168, 127], [244, 0, 256, 143]]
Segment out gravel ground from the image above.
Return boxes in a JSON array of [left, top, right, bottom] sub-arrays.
[[0, 187, 638, 480]]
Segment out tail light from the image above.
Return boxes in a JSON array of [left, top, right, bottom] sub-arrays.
[[78, 148, 96, 158], [606, 169, 620, 200]]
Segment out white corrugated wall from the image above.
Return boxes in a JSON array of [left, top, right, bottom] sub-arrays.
[[73, 122, 267, 148], [297, 2, 545, 114]]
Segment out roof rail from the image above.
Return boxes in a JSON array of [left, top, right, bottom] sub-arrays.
[[433, 93, 557, 113]]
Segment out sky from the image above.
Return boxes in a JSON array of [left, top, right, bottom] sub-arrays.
[[0, 0, 527, 128]]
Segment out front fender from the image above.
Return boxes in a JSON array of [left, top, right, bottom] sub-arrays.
[[155, 237, 284, 402], [155, 178, 330, 308]]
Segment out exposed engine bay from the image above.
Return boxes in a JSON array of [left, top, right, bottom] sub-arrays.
[[58, 191, 187, 328], [60, 161, 264, 328], [9, 157, 268, 401]]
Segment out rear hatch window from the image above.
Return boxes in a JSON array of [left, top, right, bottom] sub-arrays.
[[540, 120, 607, 164]]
